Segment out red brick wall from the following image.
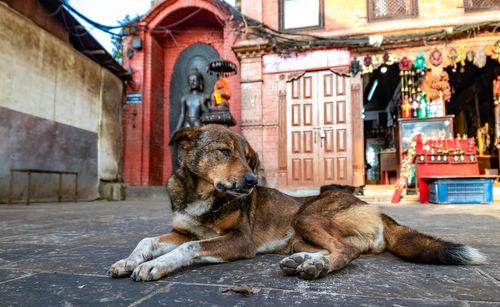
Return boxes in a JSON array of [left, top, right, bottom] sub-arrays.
[[122, 29, 146, 185]]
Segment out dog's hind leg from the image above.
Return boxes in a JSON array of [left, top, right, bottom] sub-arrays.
[[280, 240, 328, 276], [108, 231, 189, 278], [280, 213, 362, 280], [280, 193, 386, 279]]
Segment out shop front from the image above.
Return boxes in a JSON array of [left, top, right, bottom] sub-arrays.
[[358, 37, 500, 188]]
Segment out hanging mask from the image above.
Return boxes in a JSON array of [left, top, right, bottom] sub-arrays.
[[473, 47, 487, 68], [429, 49, 442, 66], [466, 50, 474, 62], [398, 56, 412, 71]]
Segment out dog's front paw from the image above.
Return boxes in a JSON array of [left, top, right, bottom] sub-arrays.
[[130, 260, 168, 282], [108, 259, 139, 278], [280, 252, 330, 280]]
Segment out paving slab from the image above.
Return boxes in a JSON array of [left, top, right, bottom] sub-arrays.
[[0, 200, 499, 306]]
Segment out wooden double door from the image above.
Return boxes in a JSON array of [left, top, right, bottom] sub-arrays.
[[286, 71, 352, 187]]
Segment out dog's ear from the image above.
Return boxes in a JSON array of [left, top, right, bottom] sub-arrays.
[[169, 127, 201, 151], [247, 146, 260, 172]]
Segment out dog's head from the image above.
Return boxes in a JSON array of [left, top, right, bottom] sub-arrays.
[[169, 125, 259, 197]]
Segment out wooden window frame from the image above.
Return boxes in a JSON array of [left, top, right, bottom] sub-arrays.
[[366, 0, 419, 23], [463, 0, 500, 12], [279, 0, 325, 32]]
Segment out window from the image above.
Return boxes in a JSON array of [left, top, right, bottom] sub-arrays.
[[464, 0, 500, 12], [279, 0, 324, 31], [367, 0, 418, 22]]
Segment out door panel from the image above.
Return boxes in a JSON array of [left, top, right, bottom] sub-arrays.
[[286, 71, 352, 187], [337, 129, 347, 152], [323, 158, 335, 180], [303, 104, 313, 126], [291, 131, 301, 153], [324, 130, 334, 152], [324, 102, 334, 125], [303, 76, 313, 98], [304, 131, 314, 153], [337, 100, 346, 124]]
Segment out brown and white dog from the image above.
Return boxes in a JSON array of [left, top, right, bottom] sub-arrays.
[[109, 124, 486, 281]]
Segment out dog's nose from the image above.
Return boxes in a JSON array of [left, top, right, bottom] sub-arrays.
[[243, 174, 258, 187]]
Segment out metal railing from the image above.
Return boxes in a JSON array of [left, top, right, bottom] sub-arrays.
[[8, 169, 78, 205]]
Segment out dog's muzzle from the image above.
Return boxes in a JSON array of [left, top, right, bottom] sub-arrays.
[[216, 174, 258, 196]]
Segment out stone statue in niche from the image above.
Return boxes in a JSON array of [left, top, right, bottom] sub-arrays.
[[173, 68, 210, 133]]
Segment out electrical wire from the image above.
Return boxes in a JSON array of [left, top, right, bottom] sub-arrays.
[[60, 0, 123, 30], [51, 0, 500, 54], [150, 8, 203, 32]]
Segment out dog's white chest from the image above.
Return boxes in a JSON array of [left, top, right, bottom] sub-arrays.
[[173, 212, 220, 240], [184, 199, 213, 216]]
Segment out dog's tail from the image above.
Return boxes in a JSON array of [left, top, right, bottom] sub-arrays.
[[381, 214, 486, 265]]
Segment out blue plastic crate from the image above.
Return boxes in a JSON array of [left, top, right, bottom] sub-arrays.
[[428, 179, 493, 204]]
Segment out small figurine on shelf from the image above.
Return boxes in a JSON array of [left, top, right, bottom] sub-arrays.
[[418, 93, 428, 118], [402, 95, 412, 119]]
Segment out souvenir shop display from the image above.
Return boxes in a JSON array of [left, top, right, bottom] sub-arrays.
[[392, 133, 480, 203]]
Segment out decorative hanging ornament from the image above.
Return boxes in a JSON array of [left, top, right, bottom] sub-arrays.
[[383, 52, 390, 64], [398, 56, 413, 71], [372, 54, 384, 66], [457, 46, 467, 67], [448, 48, 458, 72], [473, 47, 487, 68], [429, 49, 442, 66], [384, 53, 398, 65], [490, 40, 500, 64], [414, 52, 426, 72], [207, 59, 237, 77], [466, 50, 475, 62], [349, 58, 360, 76], [361, 56, 373, 75]]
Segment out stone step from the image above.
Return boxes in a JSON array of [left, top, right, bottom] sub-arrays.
[[125, 185, 170, 201], [117, 184, 500, 203]]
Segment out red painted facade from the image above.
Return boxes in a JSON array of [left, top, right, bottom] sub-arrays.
[[122, 0, 241, 186]]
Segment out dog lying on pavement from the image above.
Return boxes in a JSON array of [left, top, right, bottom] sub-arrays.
[[109, 124, 486, 281]]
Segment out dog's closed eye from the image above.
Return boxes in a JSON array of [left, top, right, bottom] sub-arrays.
[[218, 149, 231, 157]]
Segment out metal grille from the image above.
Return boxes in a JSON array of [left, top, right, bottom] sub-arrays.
[[464, 0, 500, 12], [367, 0, 418, 22]]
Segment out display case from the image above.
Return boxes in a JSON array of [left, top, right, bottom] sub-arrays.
[[365, 138, 386, 182], [395, 116, 454, 175]]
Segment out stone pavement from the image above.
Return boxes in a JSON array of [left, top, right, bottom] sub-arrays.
[[0, 198, 499, 306]]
